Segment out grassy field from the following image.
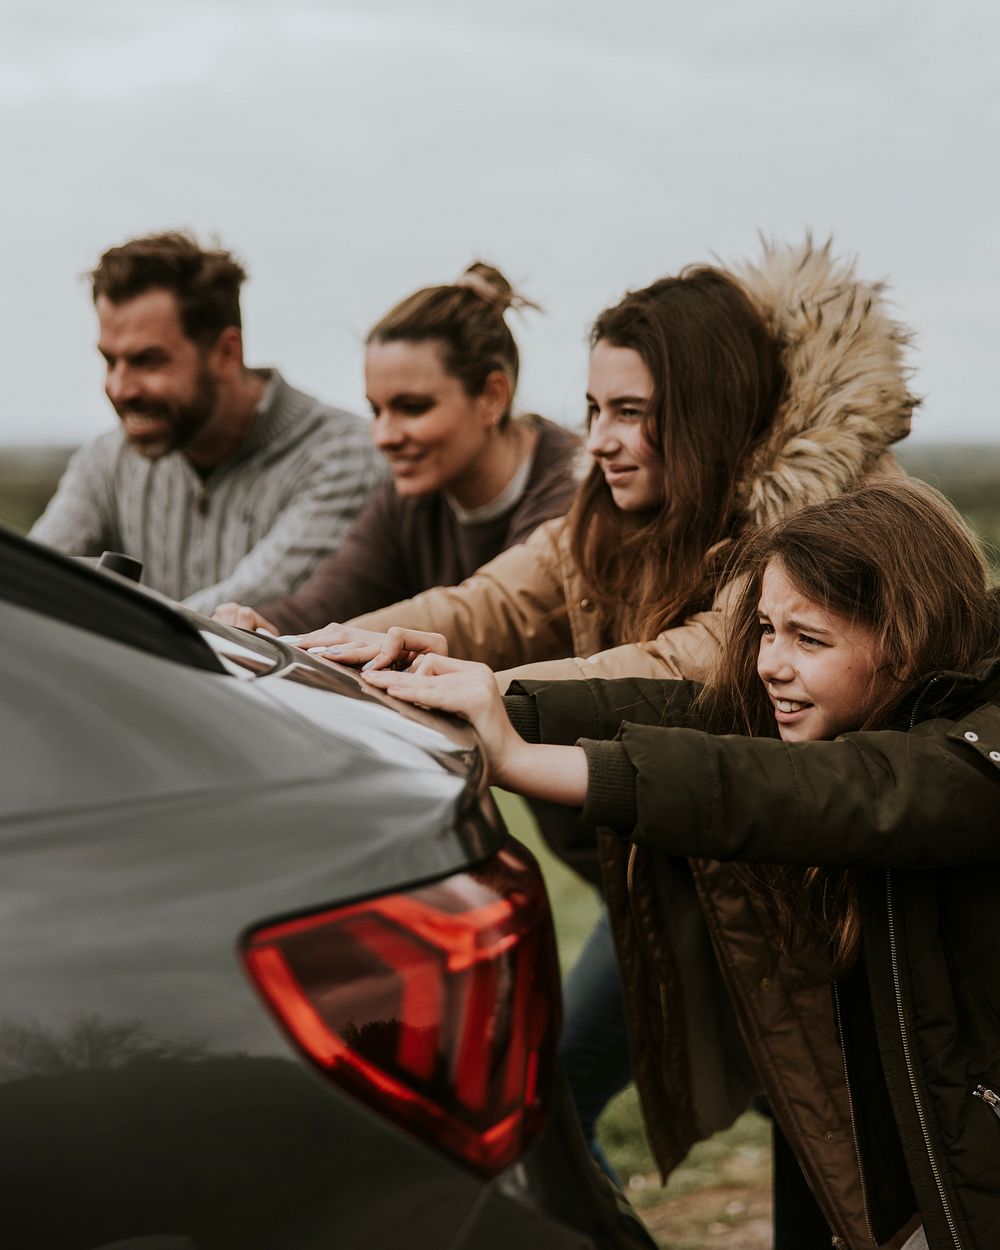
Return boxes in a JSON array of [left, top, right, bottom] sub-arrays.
[[896, 444, 1000, 574], [0, 446, 75, 535], [3, 443, 997, 1246], [3, 442, 998, 572]]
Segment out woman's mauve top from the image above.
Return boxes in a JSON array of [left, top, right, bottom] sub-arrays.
[[256, 415, 582, 634]]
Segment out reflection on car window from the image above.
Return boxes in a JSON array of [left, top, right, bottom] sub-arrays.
[[199, 629, 280, 678]]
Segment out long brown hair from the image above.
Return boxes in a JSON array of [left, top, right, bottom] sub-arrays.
[[568, 266, 786, 645], [703, 478, 997, 972], [366, 262, 538, 426]]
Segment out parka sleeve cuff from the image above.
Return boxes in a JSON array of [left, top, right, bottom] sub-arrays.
[[579, 738, 638, 834], [503, 694, 542, 743]]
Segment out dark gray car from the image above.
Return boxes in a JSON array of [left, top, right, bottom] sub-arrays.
[[0, 529, 655, 1250]]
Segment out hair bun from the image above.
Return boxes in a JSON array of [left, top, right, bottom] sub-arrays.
[[455, 262, 541, 315]]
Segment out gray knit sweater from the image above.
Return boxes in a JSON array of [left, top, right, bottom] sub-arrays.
[[29, 371, 384, 612]]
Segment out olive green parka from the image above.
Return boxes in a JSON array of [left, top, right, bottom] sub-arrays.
[[505, 660, 1000, 1250]]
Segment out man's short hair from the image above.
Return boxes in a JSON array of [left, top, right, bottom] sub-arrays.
[[91, 231, 248, 345]]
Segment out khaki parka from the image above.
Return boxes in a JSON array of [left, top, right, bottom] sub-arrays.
[[504, 660, 1000, 1250]]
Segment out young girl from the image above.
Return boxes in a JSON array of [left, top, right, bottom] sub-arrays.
[[360, 479, 1000, 1250], [213, 263, 581, 632]]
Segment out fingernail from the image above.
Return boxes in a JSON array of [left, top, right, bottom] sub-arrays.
[[277, 634, 301, 642], [362, 659, 376, 671]]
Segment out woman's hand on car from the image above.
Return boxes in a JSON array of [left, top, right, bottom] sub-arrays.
[[213, 603, 280, 634], [291, 625, 449, 670]]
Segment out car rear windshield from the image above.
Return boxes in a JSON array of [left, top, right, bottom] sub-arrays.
[[1, 526, 225, 674]]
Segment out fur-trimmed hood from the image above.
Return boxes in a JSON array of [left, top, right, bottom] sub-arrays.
[[732, 238, 918, 528]]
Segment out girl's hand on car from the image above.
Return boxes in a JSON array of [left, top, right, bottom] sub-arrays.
[[360, 654, 521, 781], [291, 625, 449, 669], [360, 653, 589, 805], [213, 603, 280, 634]]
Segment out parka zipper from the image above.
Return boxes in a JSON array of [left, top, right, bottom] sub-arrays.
[[886, 869, 964, 1250], [831, 981, 877, 1244], [625, 842, 647, 962], [973, 1084, 1000, 1120], [908, 674, 945, 732]]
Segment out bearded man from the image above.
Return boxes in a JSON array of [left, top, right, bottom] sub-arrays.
[[30, 232, 383, 611]]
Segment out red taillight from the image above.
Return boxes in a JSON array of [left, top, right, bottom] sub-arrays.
[[241, 840, 560, 1176]]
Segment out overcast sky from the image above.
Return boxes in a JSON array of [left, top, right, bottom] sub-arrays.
[[3, 0, 998, 446]]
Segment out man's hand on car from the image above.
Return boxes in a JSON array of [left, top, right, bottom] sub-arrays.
[[213, 603, 281, 634]]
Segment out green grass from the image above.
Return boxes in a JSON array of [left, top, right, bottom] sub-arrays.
[[0, 447, 73, 534], [5, 443, 998, 579], [897, 444, 1000, 578]]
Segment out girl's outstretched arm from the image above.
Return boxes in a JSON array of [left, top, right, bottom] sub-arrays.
[[361, 654, 589, 805]]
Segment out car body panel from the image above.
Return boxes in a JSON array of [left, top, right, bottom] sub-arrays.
[[0, 529, 655, 1250]]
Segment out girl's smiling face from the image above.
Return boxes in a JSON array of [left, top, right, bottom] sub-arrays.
[[756, 558, 887, 742]]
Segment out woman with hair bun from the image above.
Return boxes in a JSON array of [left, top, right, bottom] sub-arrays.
[[213, 262, 581, 632]]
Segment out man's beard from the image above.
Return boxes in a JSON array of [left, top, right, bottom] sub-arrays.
[[116, 365, 219, 459]]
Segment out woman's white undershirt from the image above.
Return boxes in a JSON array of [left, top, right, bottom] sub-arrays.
[[447, 442, 536, 526]]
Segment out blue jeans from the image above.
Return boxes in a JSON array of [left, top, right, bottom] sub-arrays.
[[559, 907, 633, 1182]]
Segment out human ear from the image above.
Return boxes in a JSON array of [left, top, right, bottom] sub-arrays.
[[209, 326, 244, 375], [480, 370, 511, 427]]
